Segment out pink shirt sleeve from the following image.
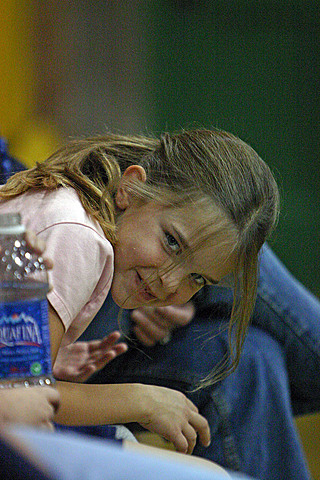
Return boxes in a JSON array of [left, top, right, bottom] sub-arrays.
[[39, 222, 114, 343]]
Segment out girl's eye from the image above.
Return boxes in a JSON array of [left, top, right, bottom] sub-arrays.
[[190, 273, 206, 287], [165, 233, 180, 253]]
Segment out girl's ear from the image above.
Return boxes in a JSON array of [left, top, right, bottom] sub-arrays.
[[115, 165, 147, 210]]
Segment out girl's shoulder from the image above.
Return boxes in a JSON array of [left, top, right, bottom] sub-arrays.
[[0, 187, 103, 237], [35, 188, 88, 223], [37, 188, 104, 235]]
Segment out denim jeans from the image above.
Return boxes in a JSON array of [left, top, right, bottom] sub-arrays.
[[81, 245, 320, 480]]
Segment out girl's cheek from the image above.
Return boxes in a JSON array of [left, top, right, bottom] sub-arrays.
[[145, 246, 167, 266], [172, 286, 195, 305]]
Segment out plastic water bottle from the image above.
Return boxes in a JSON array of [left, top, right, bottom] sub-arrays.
[[0, 212, 55, 388]]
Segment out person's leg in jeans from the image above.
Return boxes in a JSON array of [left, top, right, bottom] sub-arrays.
[[190, 324, 311, 479], [194, 243, 320, 415], [86, 312, 311, 480], [256, 244, 320, 415]]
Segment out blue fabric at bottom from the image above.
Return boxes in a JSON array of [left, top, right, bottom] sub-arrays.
[[9, 427, 255, 480]]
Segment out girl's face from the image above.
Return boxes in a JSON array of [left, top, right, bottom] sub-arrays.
[[111, 167, 237, 309]]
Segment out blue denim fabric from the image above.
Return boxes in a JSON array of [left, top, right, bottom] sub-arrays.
[[254, 245, 320, 416], [79, 245, 320, 480]]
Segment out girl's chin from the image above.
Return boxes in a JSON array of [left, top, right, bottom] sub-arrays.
[[111, 271, 160, 308], [110, 289, 158, 310], [110, 289, 138, 309]]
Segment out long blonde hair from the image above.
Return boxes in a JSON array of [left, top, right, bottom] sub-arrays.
[[0, 128, 280, 385]]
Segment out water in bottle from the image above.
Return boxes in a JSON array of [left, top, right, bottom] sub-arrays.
[[0, 212, 55, 388]]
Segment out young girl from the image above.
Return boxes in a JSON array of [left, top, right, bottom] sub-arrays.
[[0, 128, 279, 454]]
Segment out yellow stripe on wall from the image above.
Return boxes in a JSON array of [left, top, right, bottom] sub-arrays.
[[0, 0, 35, 140], [0, 0, 60, 167]]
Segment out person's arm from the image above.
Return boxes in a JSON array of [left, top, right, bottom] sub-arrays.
[[55, 379, 210, 454], [49, 306, 210, 454]]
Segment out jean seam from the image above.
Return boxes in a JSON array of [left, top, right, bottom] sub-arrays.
[[210, 389, 241, 472]]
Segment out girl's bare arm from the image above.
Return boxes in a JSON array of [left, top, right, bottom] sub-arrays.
[[49, 306, 210, 454]]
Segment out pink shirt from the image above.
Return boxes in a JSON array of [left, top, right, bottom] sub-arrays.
[[0, 188, 114, 345]]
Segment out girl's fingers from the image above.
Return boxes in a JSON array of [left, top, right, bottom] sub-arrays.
[[171, 417, 210, 454], [186, 397, 199, 413], [88, 332, 122, 353], [173, 433, 189, 454], [88, 342, 127, 362], [86, 333, 123, 360], [190, 411, 211, 448], [25, 231, 54, 269], [133, 325, 158, 346], [182, 424, 198, 454], [85, 343, 128, 371], [133, 316, 169, 345], [101, 331, 122, 344], [97, 344, 128, 365], [132, 309, 170, 332], [111, 343, 128, 356]]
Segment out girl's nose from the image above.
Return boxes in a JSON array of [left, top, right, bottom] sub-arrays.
[[158, 265, 185, 295]]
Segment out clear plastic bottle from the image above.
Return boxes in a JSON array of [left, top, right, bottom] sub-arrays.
[[0, 212, 55, 388]]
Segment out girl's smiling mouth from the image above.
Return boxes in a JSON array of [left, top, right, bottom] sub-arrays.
[[135, 270, 158, 302]]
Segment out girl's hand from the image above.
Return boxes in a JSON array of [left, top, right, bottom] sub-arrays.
[[136, 384, 210, 454], [0, 387, 60, 431], [130, 303, 195, 346], [53, 332, 128, 383], [25, 231, 53, 270]]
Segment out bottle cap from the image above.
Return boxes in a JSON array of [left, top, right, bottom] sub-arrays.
[[0, 213, 26, 234]]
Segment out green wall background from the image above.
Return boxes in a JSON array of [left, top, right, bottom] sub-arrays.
[[144, 0, 320, 296]]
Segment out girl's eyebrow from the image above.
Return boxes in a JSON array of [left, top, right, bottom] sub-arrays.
[[172, 226, 219, 285]]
